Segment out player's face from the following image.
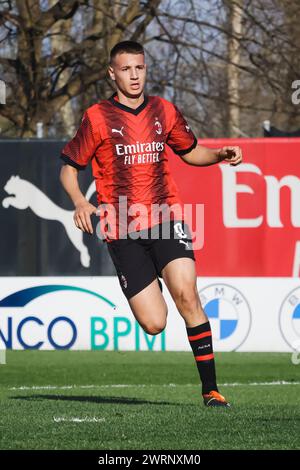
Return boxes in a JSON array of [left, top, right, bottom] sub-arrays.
[[108, 53, 146, 98]]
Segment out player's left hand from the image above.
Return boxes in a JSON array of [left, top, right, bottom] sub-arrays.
[[219, 146, 243, 166]]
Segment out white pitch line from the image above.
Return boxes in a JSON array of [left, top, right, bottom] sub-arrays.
[[220, 381, 300, 386], [8, 384, 145, 391], [53, 416, 106, 423], [8, 381, 300, 391], [9, 385, 98, 391]]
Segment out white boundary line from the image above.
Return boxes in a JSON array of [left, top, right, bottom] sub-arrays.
[[7, 381, 300, 391], [53, 416, 106, 423]]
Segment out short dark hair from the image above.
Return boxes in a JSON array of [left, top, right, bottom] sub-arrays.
[[110, 40, 144, 64]]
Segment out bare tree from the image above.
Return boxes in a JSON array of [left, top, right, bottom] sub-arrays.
[[0, 0, 161, 136], [1, 0, 300, 138], [225, 0, 243, 137]]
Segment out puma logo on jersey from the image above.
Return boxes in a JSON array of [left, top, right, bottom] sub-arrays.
[[112, 126, 124, 137]]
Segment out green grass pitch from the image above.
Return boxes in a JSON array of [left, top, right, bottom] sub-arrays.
[[0, 351, 299, 450]]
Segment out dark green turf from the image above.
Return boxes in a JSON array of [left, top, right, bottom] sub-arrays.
[[0, 351, 299, 449]]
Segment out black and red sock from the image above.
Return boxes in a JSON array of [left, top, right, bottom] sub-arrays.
[[186, 321, 218, 394]]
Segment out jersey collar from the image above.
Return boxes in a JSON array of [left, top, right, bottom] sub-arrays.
[[108, 92, 148, 115]]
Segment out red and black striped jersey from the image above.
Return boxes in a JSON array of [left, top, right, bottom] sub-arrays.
[[61, 92, 197, 241]]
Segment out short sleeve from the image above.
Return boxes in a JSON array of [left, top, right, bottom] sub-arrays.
[[60, 110, 101, 170], [166, 105, 197, 156]]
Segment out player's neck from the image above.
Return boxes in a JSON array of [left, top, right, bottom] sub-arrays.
[[115, 90, 145, 110]]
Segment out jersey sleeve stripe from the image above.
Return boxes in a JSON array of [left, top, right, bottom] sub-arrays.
[[60, 153, 87, 170], [174, 136, 198, 156]]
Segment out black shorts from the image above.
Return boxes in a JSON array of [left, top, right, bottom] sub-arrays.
[[107, 219, 196, 300]]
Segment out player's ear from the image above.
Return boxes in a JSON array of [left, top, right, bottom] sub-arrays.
[[108, 65, 115, 81]]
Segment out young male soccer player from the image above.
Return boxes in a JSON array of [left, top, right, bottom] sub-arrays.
[[60, 41, 243, 407]]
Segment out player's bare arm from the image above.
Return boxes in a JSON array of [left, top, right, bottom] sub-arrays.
[[180, 144, 243, 167], [59, 164, 97, 234]]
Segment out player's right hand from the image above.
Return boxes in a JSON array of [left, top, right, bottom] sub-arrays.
[[73, 200, 97, 234]]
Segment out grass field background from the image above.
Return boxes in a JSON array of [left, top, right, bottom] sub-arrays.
[[0, 351, 299, 450]]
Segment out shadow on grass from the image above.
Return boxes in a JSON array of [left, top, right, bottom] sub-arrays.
[[10, 394, 184, 406]]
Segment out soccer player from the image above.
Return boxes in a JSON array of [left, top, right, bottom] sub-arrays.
[[60, 40, 243, 407]]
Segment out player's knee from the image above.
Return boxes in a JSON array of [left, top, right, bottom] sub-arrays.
[[142, 319, 166, 335], [173, 284, 199, 313]]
